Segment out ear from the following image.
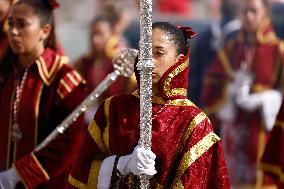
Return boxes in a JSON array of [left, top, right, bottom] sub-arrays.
[[40, 24, 51, 41], [175, 54, 185, 63]]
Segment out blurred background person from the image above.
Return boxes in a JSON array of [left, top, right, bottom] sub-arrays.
[[188, 0, 241, 109], [0, 0, 86, 188], [201, 0, 284, 188], [0, 0, 13, 58], [74, 15, 137, 125]]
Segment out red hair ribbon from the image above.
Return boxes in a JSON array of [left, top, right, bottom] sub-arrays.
[[176, 26, 197, 39], [46, 0, 60, 9]]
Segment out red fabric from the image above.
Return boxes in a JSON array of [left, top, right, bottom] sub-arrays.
[[157, 0, 191, 15], [261, 99, 284, 188], [68, 94, 230, 188], [68, 47, 229, 188], [0, 48, 86, 188], [202, 22, 284, 187], [74, 54, 136, 99]]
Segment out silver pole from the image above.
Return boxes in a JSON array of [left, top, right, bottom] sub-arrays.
[[137, 0, 154, 188]]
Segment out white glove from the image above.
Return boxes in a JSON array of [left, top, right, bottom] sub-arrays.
[[117, 146, 157, 176], [260, 90, 282, 131], [0, 168, 20, 189], [236, 90, 282, 131]]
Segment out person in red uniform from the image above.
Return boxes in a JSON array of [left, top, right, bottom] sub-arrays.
[[74, 15, 136, 124], [0, 0, 86, 188], [202, 0, 284, 187], [68, 22, 230, 189]]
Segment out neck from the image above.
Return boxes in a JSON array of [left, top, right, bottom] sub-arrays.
[[18, 47, 45, 68]]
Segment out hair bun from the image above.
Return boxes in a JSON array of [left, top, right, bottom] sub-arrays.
[[176, 26, 197, 39], [45, 0, 60, 9]]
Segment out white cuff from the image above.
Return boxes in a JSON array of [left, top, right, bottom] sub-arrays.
[[97, 155, 116, 189]]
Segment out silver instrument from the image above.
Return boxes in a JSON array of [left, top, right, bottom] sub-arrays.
[[35, 48, 138, 151]]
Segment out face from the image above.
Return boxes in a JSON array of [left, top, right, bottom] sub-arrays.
[[152, 29, 183, 91], [0, 0, 11, 23], [90, 21, 112, 54], [241, 0, 266, 33], [7, 3, 50, 56]]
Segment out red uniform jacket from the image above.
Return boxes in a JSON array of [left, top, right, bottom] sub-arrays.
[[68, 52, 230, 189], [0, 48, 86, 188]]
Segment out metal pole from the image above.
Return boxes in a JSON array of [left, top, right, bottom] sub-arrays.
[[137, 0, 154, 188]]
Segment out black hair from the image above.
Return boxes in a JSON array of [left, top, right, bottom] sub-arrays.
[[0, 0, 57, 83], [153, 22, 188, 55], [15, 0, 57, 50]]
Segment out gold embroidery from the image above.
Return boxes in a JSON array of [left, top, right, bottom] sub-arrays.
[[172, 132, 220, 188], [168, 99, 196, 107], [60, 79, 72, 93], [36, 55, 62, 86], [260, 163, 284, 183], [87, 160, 102, 189], [173, 180, 184, 189], [31, 153, 50, 180], [68, 175, 87, 189], [275, 120, 284, 130], [88, 120, 107, 153], [67, 72, 80, 86], [217, 49, 233, 78], [34, 84, 44, 146], [163, 60, 188, 98], [103, 97, 112, 153]]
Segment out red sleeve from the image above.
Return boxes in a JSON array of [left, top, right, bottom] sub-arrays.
[[14, 75, 86, 188]]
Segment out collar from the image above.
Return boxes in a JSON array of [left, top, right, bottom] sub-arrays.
[[35, 48, 67, 86]]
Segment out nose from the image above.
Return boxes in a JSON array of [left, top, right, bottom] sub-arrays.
[[8, 25, 19, 36]]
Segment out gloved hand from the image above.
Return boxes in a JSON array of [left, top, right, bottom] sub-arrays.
[[0, 167, 20, 189], [117, 146, 157, 176], [236, 90, 282, 131]]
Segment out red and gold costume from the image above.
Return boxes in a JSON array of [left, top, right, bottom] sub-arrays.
[[0, 48, 86, 188], [260, 99, 284, 189], [68, 53, 230, 188], [202, 19, 284, 188], [74, 35, 136, 99]]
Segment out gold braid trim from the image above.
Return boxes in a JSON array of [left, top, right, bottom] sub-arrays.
[[103, 97, 112, 153], [87, 160, 102, 189], [260, 163, 284, 183], [163, 60, 188, 98], [88, 120, 108, 153], [68, 175, 87, 189], [31, 153, 50, 180], [171, 132, 220, 188]]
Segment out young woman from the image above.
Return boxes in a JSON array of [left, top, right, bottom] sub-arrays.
[[68, 22, 230, 189], [0, 0, 86, 188]]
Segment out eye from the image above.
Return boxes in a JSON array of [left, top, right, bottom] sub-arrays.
[[7, 20, 13, 27], [16, 20, 28, 29], [155, 51, 164, 56]]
